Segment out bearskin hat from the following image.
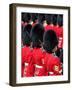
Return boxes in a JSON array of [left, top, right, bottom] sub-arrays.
[[46, 14, 53, 25], [57, 15, 63, 27], [43, 30, 58, 53], [32, 13, 39, 23], [22, 24, 32, 46], [30, 24, 44, 48], [22, 13, 31, 23], [52, 14, 58, 26], [38, 14, 46, 24], [22, 13, 25, 22]]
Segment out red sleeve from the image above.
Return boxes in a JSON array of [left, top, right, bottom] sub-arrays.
[[22, 47, 26, 64], [28, 52, 34, 65]]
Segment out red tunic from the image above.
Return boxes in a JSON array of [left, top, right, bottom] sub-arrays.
[[44, 24, 54, 31], [44, 53, 62, 76], [54, 26, 63, 37], [52, 26, 63, 48], [44, 25, 63, 38], [32, 48, 47, 76], [57, 27, 63, 48], [58, 37, 63, 49], [22, 46, 34, 77]]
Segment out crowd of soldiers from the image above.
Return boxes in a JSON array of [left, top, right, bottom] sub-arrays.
[[21, 13, 63, 77]]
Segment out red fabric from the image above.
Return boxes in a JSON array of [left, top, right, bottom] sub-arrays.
[[22, 46, 31, 64], [22, 46, 34, 77], [52, 26, 63, 48], [44, 25, 54, 31], [44, 53, 62, 76], [54, 26, 63, 48], [54, 26, 63, 38], [58, 37, 63, 48], [34, 67, 47, 76], [32, 48, 43, 65], [45, 25, 63, 38], [32, 48, 47, 76], [23, 64, 35, 77]]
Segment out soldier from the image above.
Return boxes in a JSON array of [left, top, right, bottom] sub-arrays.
[[38, 14, 47, 28], [22, 13, 33, 27], [32, 13, 39, 27], [22, 24, 34, 77], [43, 30, 62, 76], [30, 24, 47, 76], [54, 15, 63, 64], [57, 15, 63, 49], [44, 14, 54, 31]]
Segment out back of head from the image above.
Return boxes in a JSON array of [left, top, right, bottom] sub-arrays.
[[57, 15, 63, 27], [22, 24, 32, 46], [22, 13, 32, 23], [30, 24, 44, 48], [38, 14, 46, 24], [52, 14, 58, 26], [43, 30, 58, 53], [46, 14, 52, 25], [32, 13, 38, 23]]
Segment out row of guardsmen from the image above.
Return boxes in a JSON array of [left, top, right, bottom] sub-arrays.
[[21, 13, 63, 77], [22, 13, 63, 49]]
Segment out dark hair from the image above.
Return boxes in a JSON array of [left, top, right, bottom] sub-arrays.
[[22, 24, 32, 46], [30, 24, 44, 48], [43, 30, 58, 53]]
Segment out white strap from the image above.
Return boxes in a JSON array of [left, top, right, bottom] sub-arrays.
[[59, 37, 63, 40], [25, 62, 29, 66], [35, 64, 43, 68], [49, 72, 54, 75]]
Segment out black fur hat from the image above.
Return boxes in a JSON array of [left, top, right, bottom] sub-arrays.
[[22, 13, 31, 23], [38, 14, 46, 24], [30, 24, 44, 48], [32, 13, 38, 23], [43, 30, 58, 53], [57, 15, 63, 27], [52, 14, 58, 26], [22, 13, 25, 22], [22, 24, 32, 46], [46, 14, 53, 25]]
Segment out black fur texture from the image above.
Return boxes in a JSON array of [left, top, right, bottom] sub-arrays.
[[43, 30, 58, 53], [30, 24, 44, 48]]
